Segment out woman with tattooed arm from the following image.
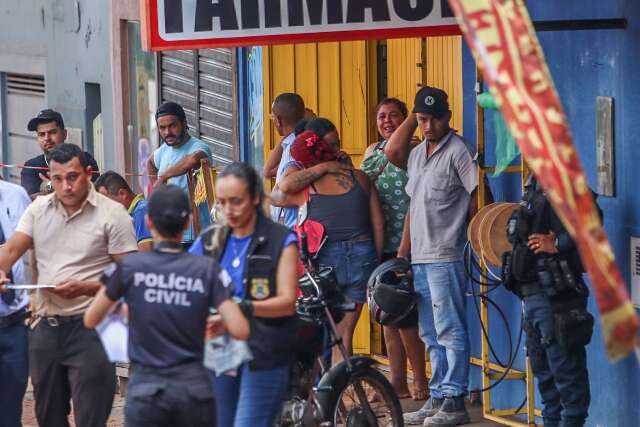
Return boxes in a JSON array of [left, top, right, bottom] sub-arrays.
[[272, 118, 384, 365]]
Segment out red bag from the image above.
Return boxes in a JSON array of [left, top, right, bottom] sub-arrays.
[[293, 187, 325, 276]]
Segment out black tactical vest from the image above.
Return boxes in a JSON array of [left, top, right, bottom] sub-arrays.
[[505, 177, 588, 301], [201, 213, 297, 370]]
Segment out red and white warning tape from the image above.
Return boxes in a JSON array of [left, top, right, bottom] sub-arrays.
[[0, 163, 156, 178]]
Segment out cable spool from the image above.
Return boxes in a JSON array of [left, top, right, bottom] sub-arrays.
[[468, 202, 518, 267], [468, 203, 503, 265], [467, 203, 497, 256]]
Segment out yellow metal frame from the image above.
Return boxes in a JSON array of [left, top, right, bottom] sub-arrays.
[[474, 73, 540, 427], [187, 159, 219, 233]]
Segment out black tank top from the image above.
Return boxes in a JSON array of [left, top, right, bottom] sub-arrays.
[[307, 172, 372, 242]]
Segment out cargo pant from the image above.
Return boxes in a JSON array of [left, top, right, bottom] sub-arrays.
[[125, 361, 215, 427], [523, 293, 590, 427]]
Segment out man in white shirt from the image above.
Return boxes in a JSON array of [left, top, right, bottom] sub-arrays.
[[263, 93, 306, 227], [0, 179, 31, 427]]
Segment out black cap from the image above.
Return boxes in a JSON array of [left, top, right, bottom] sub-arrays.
[[27, 109, 65, 131], [155, 101, 186, 122], [412, 86, 449, 117], [148, 184, 191, 224]]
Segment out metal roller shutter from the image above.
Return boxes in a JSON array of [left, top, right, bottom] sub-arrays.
[[3, 73, 46, 183], [159, 48, 236, 166]]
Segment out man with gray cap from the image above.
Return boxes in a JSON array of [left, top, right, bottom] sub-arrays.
[[22, 108, 100, 196], [386, 86, 478, 427], [147, 101, 213, 245]]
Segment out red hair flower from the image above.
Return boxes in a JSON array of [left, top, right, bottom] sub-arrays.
[[305, 134, 319, 147], [291, 130, 338, 168]]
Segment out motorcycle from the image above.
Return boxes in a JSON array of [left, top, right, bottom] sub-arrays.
[[274, 232, 404, 427]]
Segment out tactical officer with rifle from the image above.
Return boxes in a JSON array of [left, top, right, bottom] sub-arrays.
[[502, 176, 596, 427]]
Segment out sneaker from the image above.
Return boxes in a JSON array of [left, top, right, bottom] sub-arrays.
[[423, 396, 470, 427], [403, 397, 444, 425]]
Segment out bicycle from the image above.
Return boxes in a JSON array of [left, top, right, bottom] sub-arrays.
[[274, 232, 404, 427]]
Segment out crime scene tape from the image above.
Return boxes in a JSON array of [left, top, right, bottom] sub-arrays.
[[0, 163, 156, 178], [0, 162, 212, 209]]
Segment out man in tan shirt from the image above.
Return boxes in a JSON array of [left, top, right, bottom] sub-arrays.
[[0, 143, 137, 427]]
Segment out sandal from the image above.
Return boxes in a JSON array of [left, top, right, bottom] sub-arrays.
[[411, 387, 429, 401]]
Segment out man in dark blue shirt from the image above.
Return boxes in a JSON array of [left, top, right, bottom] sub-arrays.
[[22, 109, 100, 196], [85, 184, 249, 427]]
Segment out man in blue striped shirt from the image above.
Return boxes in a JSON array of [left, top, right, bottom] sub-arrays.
[[0, 179, 32, 427]]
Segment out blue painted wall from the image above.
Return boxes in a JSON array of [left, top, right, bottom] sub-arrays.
[[462, 2, 640, 425], [237, 46, 264, 167]]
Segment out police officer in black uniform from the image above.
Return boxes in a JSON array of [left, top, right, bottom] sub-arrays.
[[84, 184, 249, 427], [502, 176, 596, 427]]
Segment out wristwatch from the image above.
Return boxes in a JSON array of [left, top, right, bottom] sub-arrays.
[[45, 181, 53, 193]]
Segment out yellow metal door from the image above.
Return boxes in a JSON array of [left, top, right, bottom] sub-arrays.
[[263, 41, 378, 169], [387, 36, 463, 134], [386, 38, 423, 109]]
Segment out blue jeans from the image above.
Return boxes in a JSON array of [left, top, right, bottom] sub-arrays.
[[317, 239, 378, 304], [210, 363, 290, 427], [412, 262, 470, 399], [0, 321, 28, 427], [523, 293, 590, 427]]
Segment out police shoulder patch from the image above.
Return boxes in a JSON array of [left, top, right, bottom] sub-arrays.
[[250, 278, 270, 300]]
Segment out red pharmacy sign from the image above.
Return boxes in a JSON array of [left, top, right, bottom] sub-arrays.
[[141, 0, 460, 51]]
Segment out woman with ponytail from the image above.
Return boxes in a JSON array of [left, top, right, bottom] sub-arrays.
[[190, 162, 299, 427]]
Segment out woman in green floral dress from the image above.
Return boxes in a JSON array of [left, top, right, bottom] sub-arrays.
[[361, 98, 428, 400]]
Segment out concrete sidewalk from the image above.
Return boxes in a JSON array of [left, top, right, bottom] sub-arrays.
[[21, 373, 499, 426], [21, 391, 498, 426], [21, 386, 125, 427]]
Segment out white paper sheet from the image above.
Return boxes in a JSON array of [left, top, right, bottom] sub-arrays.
[[4, 284, 55, 290], [96, 312, 129, 363]]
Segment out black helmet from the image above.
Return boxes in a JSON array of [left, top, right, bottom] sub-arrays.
[[297, 266, 345, 324], [367, 258, 416, 326]]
